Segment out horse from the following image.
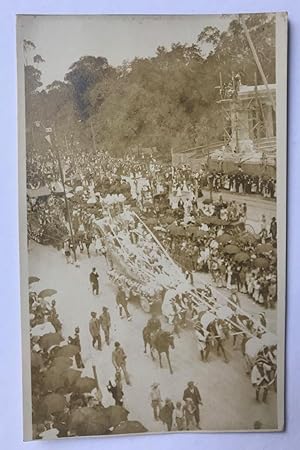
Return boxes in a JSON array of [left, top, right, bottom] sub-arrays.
[[142, 326, 175, 374]]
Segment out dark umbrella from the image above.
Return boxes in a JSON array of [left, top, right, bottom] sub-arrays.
[[160, 216, 174, 225], [254, 257, 269, 268], [186, 225, 199, 236], [256, 243, 273, 254], [38, 289, 57, 299], [209, 217, 227, 226], [233, 252, 250, 263], [39, 332, 64, 351], [29, 276, 40, 285], [56, 344, 80, 358], [31, 351, 43, 368], [167, 223, 178, 233], [43, 367, 81, 392], [144, 218, 157, 226], [112, 420, 148, 435], [104, 405, 129, 428], [42, 393, 66, 414], [74, 376, 97, 393], [216, 233, 233, 244], [223, 244, 240, 254], [197, 216, 213, 225], [69, 407, 109, 436], [51, 356, 73, 371], [239, 232, 259, 244], [203, 198, 213, 205]]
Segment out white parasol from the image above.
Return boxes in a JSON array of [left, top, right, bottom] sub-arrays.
[[200, 312, 216, 329], [31, 322, 56, 337], [245, 337, 263, 358]]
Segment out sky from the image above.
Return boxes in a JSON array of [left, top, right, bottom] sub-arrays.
[[17, 14, 232, 87]]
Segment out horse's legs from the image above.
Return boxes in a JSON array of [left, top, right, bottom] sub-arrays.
[[166, 351, 173, 374], [158, 351, 162, 368], [150, 345, 155, 360]]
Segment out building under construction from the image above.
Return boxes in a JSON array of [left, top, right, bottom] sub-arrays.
[[172, 75, 276, 176], [172, 16, 277, 176]]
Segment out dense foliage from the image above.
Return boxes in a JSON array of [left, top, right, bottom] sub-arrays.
[[24, 14, 275, 161]]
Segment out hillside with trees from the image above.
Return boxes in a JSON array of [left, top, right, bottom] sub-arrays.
[[24, 13, 275, 162]]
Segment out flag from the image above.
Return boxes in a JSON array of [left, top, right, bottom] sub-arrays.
[[45, 135, 52, 145]]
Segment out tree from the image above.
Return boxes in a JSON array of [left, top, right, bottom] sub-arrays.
[[64, 56, 111, 120]]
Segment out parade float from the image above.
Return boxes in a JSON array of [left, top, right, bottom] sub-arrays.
[[94, 195, 276, 348]]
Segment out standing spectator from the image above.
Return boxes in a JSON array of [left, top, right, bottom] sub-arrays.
[[116, 287, 131, 321], [89, 312, 102, 350], [183, 398, 196, 430], [251, 359, 272, 403], [99, 306, 111, 345], [112, 341, 130, 385], [159, 398, 175, 431], [68, 327, 85, 369], [270, 217, 277, 240], [229, 288, 240, 312], [107, 371, 124, 406], [89, 267, 99, 295], [150, 382, 162, 421], [183, 381, 203, 429], [174, 401, 185, 430]]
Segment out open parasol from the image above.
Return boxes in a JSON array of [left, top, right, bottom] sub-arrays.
[[29, 276, 40, 285], [245, 337, 263, 358], [56, 344, 80, 358], [51, 356, 73, 371], [223, 244, 240, 254], [112, 420, 148, 435], [31, 322, 56, 337], [38, 289, 57, 299], [261, 332, 277, 347], [74, 376, 97, 393], [254, 257, 269, 268], [233, 252, 250, 263], [69, 407, 109, 436], [200, 311, 216, 329], [216, 233, 232, 244], [104, 405, 129, 428], [256, 243, 273, 254], [39, 332, 64, 351], [42, 393, 66, 414]]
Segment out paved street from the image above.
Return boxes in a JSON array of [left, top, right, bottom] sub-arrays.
[[29, 242, 277, 432]]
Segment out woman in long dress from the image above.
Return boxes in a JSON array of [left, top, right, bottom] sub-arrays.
[[253, 279, 261, 303], [226, 264, 233, 290]]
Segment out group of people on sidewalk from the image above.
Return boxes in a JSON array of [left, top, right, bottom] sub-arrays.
[[150, 381, 203, 431]]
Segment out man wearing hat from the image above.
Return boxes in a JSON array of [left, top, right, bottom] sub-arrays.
[[68, 327, 85, 368], [229, 287, 240, 312], [150, 382, 162, 421], [89, 267, 99, 295], [89, 312, 102, 350], [112, 341, 130, 385], [99, 306, 111, 345], [183, 381, 203, 429], [251, 358, 272, 402]]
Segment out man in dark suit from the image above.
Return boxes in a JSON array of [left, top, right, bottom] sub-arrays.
[[89, 267, 99, 295], [183, 381, 203, 429]]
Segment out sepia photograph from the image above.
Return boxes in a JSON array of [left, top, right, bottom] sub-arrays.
[[17, 13, 287, 440]]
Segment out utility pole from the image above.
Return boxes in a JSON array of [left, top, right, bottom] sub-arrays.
[[240, 15, 276, 112], [90, 121, 97, 153], [45, 131, 77, 262]]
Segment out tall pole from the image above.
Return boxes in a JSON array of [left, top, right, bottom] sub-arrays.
[[240, 15, 276, 112], [90, 121, 97, 153], [49, 132, 77, 262]]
